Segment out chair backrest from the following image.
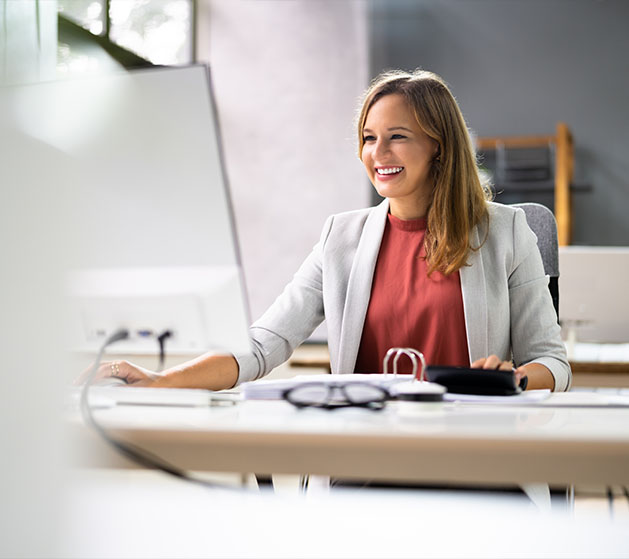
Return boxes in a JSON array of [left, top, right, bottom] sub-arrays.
[[510, 203, 560, 317]]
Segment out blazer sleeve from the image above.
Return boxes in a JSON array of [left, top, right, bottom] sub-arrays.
[[233, 216, 334, 385], [508, 209, 572, 391]]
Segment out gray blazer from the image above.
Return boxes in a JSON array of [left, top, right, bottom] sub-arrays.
[[235, 199, 571, 391]]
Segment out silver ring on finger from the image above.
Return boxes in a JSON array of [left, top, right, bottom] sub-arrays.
[[110, 362, 121, 378]]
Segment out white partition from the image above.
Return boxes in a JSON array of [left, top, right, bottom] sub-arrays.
[[559, 246, 629, 344]]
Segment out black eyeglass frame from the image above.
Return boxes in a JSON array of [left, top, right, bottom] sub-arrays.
[[283, 382, 390, 410]]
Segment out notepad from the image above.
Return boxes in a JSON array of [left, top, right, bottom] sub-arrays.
[[444, 390, 629, 408], [443, 389, 551, 405]]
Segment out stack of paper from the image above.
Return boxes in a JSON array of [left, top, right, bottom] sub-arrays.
[[241, 374, 407, 400], [537, 390, 629, 407]]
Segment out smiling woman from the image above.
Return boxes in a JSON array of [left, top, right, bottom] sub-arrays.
[[361, 93, 439, 220], [357, 70, 490, 276], [90, 68, 571, 395]]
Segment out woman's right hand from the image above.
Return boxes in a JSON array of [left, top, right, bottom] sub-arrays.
[[75, 360, 161, 387]]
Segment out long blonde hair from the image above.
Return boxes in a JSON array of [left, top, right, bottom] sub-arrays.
[[357, 69, 490, 275]]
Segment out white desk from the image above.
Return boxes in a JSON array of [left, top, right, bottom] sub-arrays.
[[69, 395, 629, 487]]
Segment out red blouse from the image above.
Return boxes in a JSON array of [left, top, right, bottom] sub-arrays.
[[354, 213, 470, 374]]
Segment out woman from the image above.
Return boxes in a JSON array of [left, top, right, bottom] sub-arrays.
[[96, 69, 571, 392]]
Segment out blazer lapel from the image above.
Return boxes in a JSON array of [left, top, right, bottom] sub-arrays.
[[459, 225, 489, 363], [336, 199, 389, 374]]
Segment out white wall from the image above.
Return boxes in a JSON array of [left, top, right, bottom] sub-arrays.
[[197, 0, 371, 331]]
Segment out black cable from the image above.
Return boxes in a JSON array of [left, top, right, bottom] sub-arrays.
[[156, 329, 173, 372], [80, 329, 244, 491]]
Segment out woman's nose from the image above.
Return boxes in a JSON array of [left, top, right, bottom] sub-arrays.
[[373, 139, 390, 159]]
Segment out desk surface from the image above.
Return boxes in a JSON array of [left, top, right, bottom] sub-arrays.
[[70, 394, 629, 487]]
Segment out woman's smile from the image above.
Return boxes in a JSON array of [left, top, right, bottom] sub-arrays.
[[375, 166, 405, 180]]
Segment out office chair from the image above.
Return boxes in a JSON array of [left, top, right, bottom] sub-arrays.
[[512, 203, 567, 510], [511, 202, 560, 319]]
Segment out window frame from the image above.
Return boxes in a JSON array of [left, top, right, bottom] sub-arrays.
[[57, 0, 196, 69]]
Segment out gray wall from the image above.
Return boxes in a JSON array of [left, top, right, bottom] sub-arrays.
[[369, 0, 629, 245]]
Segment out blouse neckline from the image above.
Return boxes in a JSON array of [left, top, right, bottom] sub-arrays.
[[387, 212, 427, 232]]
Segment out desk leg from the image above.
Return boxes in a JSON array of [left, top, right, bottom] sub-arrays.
[[520, 483, 551, 511], [255, 474, 274, 490], [299, 474, 309, 493], [566, 484, 575, 512]]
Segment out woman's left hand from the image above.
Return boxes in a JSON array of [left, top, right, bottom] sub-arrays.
[[471, 354, 527, 387]]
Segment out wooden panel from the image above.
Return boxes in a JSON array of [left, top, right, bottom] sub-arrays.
[[555, 122, 574, 245], [476, 135, 555, 149], [570, 361, 629, 388], [570, 362, 629, 374]]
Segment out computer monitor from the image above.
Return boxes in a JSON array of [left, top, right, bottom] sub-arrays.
[[559, 246, 629, 343], [0, 65, 251, 357]]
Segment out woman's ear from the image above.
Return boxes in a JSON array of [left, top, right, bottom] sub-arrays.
[[430, 137, 441, 161]]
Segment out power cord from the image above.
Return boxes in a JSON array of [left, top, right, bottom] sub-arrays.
[[80, 328, 243, 491]]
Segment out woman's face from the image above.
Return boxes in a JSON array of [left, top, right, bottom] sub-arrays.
[[361, 93, 438, 219]]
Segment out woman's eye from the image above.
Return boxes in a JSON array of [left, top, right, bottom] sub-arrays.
[[391, 134, 406, 140], [363, 135, 376, 142]]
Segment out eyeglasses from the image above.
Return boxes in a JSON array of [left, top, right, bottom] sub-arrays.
[[283, 382, 390, 410]]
